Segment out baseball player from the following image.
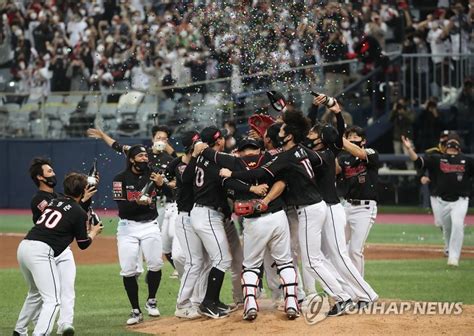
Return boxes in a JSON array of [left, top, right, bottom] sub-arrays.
[[190, 126, 263, 318], [16, 158, 98, 336], [166, 131, 209, 319], [306, 97, 379, 309], [199, 137, 299, 320], [420, 130, 450, 255], [13, 173, 102, 336], [337, 126, 380, 277], [112, 145, 169, 325], [221, 111, 353, 317], [87, 126, 181, 276], [402, 134, 473, 266], [259, 122, 308, 308]]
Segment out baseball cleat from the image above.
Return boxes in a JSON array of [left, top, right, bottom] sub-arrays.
[[286, 307, 300, 320], [216, 301, 239, 313], [169, 270, 179, 279], [175, 306, 201, 320], [126, 309, 143, 325], [145, 299, 161, 317], [327, 299, 354, 317], [61, 325, 75, 336], [243, 308, 258, 321], [447, 260, 459, 267], [199, 301, 229, 319]]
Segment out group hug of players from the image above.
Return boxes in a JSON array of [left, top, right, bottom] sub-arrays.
[[13, 93, 472, 335]]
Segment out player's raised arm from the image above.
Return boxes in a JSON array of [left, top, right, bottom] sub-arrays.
[[87, 127, 130, 155]]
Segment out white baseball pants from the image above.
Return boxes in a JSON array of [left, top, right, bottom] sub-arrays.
[[117, 219, 163, 277], [322, 203, 378, 302], [15, 240, 61, 336], [297, 201, 351, 302], [175, 211, 211, 308], [242, 210, 298, 312], [344, 200, 377, 277], [190, 205, 232, 272], [438, 197, 469, 265]]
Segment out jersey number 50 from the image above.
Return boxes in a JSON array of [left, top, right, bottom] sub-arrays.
[[36, 209, 63, 229]]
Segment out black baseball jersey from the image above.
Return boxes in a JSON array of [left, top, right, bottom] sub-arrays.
[[192, 152, 232, 212], [231, 145, 324, 206], [314, 149, 339, 205], [111, 142, 176, 200], [201, 148, 285, 214], [31, 190, 92, 223], [25, 197, 90, 257], [166, 156, 194, 213], [415, 153, 474, 201], [337, 148, 379, 201], [113, 167, 164, 221], [422, 147, 443, 196], [31, 190, 58, 223]]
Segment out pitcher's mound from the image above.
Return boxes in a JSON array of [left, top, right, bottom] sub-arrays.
[[129, 300, 474, 335]]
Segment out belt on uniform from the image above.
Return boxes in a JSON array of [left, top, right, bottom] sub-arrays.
[[194, 203, 223, 212], [246, 207, 283, 219], [347, 199, 371, 206], [440, 196, 459, 202]]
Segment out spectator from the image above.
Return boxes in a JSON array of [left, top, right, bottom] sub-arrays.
[[320, 31, 349, 97], [0, 18, 13, 69], [455, 78, 474, 152], [416, 98, 442, 151], [390, 98, 415, 155], [364, 12, 388, 51]]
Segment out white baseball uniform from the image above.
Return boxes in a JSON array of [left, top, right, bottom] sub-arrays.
[[241, 210, 299, 313], [117, 219, 163, 277], [343, 200, 377, 277], [323, 203, 378, 302]]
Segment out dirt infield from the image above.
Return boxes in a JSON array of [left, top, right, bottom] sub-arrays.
[[2, 234, 473, 335], [1, 234, 474, 269], [129, 300, 474, 336]]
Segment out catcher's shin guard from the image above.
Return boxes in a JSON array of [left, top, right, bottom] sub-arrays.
[[276, 262, 299, 314], [241, 268, 260, 317]]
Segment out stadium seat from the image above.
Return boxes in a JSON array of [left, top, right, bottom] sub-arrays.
[[46, 95, 65, 104], [64, 94, 84, 105]]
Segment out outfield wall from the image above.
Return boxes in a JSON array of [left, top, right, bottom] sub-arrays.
[[0, 138, 155, 209]]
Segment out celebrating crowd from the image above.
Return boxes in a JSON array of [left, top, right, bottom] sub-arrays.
[[0, 0, 471, 98]]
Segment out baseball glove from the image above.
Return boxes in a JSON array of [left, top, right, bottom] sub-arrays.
[[234, 199, 269, 217], [248, 114, 275, 138]]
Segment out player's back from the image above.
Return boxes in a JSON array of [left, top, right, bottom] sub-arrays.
[[25, 197, 87, 256], [275, 145, 322, 206], [193, 155, 227, 209]]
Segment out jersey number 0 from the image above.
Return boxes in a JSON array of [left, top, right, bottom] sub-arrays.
[[36, 208, 63, 229], [195, 167, 205, 187]]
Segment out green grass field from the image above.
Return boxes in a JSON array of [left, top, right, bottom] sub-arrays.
[[1, 213, 473, 335], [2, 214, 473, 246]]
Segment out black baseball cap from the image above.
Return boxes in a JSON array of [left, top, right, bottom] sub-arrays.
[[181, 131, 200, 152], [127, 144, 147, 160], [200, 126, 224, 145], [237, 137, 261, 152], [321, 124, 339, 145]]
